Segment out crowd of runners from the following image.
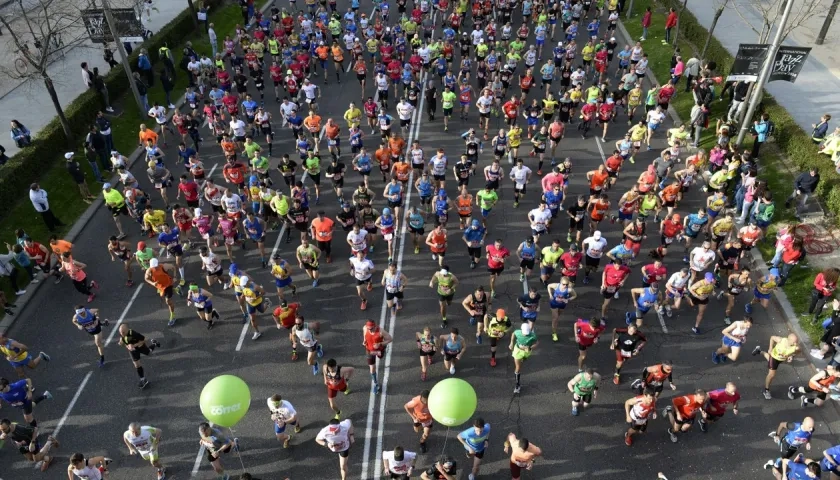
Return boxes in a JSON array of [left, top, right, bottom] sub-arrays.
[[1, 0, 839, 479]]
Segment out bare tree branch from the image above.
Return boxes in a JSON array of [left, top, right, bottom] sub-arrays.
[[731, 0, 826, 43]]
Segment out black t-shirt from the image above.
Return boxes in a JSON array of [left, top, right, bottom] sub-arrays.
[[455, 162, 471, 179], [718, 246, 742, 265], [338, 208, 357, 229], [519, 293, 541, 311], [67, 161, 85, 183], [614, 329, 646, 352], [567, 203, 586, 222], [327, 163, 346, 181], [465, 140, 479, 155], [278, 160, 298, 175], [288, 206, 309, 225], [426, 461, 457, 479], [7, 423, 35, 444], [121, 329, 145, 346]]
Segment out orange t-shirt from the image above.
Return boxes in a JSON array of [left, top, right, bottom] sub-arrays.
[[331, 45, 344, 62], [457, 195, 473, 216], [221, 140, 237, 156], [316, 46, 329, 60], [661, 185, 680, 203], [429, 230, 447, 253], [590, 200, 609, 220], [311, 217, 334, 241], [393, 163, 411, 182], [375, 148, 391, 169], [149, 266, 173, 292], [589, 170, 609, 191], [304, 115, 322, 133], [405, 395, 432, 422], [325, 123, 340, 140], [50, 239, 73, 256], [388, 137, 406, 157], [673, 394, 704, 419], [139, 129, 158, 145], [273, 303, 300, 329]]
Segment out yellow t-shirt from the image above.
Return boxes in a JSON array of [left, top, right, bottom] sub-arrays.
[[143, 210, 166, 231], [242, 286, 263, 306]]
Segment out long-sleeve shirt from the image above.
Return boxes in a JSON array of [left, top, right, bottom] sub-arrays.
[[794, 171, 820, 193], [665, 12, 678, 28], [29, 188, 49, 212]]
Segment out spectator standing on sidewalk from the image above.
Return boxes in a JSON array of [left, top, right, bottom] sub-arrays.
[[103, 44, 119, 68], [85, 125, 112, 174], [92, 67, 114, 113], [198, 4, 211, 31], [66, 153, 95, 203], [683, 57, 700, 92], [726, 81, 750, 122], [158, 43, 176, 80], [641, 7, 652, 41], [29, 183, 65, 232], [138, 48, 154, 86], [10, 120, 31, 148], [208, 23, 218, 58], [95, 111, 114, 152], [785, 167, 820, 214], [81, 62, 94, 89], [664, 8, 678, 45], [84, 146, 104, 183], [133, 72, 151, 112], [751, 113, 771, 158]]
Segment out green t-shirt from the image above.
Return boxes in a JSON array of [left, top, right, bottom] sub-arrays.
[[244, 142, 261, 158], [251, 156, 269, 171], [541, 246, 563, 265], [442, 91, 457, 109], [135, 248, 155, 269], [509, 40, 525, 54], [103, 189, 125, 207], [476, 190, 498, 210], [586, 87, 600, 103], [514, 330, 537, 349], [305, 156, 321, 175], [476, 43, 489, 57]]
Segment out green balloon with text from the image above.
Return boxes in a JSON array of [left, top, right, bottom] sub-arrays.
[[428, 378, 478, 427], [200, 375, 251, 427]]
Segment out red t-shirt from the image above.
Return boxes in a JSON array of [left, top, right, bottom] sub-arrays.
[[273, 303, 300, 329], [603, 264, 631, 287], [486, 245, 510, 269], [642, 264, 667, 284], [178, 181, 199, 202], [575, 318, 606, 346], [706, 388, 740, 416], [673, 394, 705, 419]]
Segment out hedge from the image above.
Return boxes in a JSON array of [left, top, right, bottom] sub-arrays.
[[655, 0, 840, 219], [0, 0, 225, 221]]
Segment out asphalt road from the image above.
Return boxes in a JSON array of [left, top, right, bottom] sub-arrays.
[[3, 3, 840, 480]]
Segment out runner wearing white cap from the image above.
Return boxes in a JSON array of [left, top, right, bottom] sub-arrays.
[[581, 230, 608, 285], [510, 322, 538, 394]]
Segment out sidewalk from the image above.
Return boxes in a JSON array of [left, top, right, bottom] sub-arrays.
[[681, 0, 840, 133], [0, 0, 188, 157]]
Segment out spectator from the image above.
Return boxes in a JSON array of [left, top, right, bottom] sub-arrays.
[[95, 111, 114, 152], [811, 299, 840, 360], [103, 44, 119, 68], [664, 7, 678, 44], [10, 119, 31, 148], [684, 57, 701, 92], [0, 249, 27, 296], [199, 4, 211, 32], [6, 244, 37, 284], [812, 114, 831, 144], [726, 81, 750, 122], [751, 190, 775, 237], [92, 67, 114, 113], [29, 183, 65, 232], [133, 72, 151, 112], [158, 42, 177, 79], [84, 145, 104, 183], [785, 167, 820, 214], [161, 68, 176, 109], [0, 143, 7, 166], [750, 112, 770, 158], [85, 125, 111, 173], [66, 153, 94, 203], [208, 22, 218, 57], [239, 0, 250, 26], [809, 268, 839, 322], [689, 100, 707, 148], [768, 223, 793, 267], [138, 48, 154, 86], [777, 238, 805, 287], [641, 7, 652, 41], [671, 56, 684, 86], [81, 62, 93, 89]]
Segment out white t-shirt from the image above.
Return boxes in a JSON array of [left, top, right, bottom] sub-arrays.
[[690, 247, 715, 271], [347, 230, 368, 251], [476, 95, 493, 114], [383, 450, 417, 474], [302, 83, 318, 100], [71, 463, 103, 480], [510, 165, 532, 187], [667, 271, 690, 291], [148, 106, 167, 124], [350, 257, 374, 280], [293, 325, 317, 347], [570, 70, 585, 85], [229, 119, 247, 137], [123, 426, 158, 454], [634, 58, 648, 75], [583, 237, 608, 258], [646, 110, 665, 126], [376, 75, 389, 90], [430, 156, 448, 175], [529, 208, 552, 231], [471, 29, 484, 45], [397, 102, 415, 120], [267, 398, 297, 423], [316, 419, 352, 452], [280, 102, 297, 118]]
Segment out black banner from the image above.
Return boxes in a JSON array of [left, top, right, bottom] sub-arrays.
[[81, 8, 144, 44], [726, 44, 769, 82], [769, 46, 811, 83]]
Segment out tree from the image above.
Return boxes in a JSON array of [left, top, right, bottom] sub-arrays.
[[701, 0, 731, 59], [0, 0, 92, 145], [733, 0, 824, 43]]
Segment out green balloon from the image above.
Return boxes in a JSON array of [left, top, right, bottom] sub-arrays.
[[427, 378, 477, 427], [200, 375, 251, 427]]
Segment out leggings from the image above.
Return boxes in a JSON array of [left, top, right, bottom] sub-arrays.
[[73, 279, 92, 295]]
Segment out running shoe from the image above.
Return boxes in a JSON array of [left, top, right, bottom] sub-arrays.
[[763, 389, 772, 400], [475, 334, 482, 345], [667, 428, 678, 443], [168, 318, 176, 327], [801, 396, 807, 408], [312, 279, 320, 287], [625, 312, 633, 325], [87, 294, 95, 303], [39, 352, 51, 362], [366, 282, 373, 292], [449, 365, 456, 375], [138, 379, 149, 389], [571, 406, 579, 416], [691, 327, 700, 335], [613, 374, 620, 385], [763, 460, 775, 470], [374, 383, 382, 394], [317, 344, 324, 358], [43, 390, 53, 400], [91, 280, 99, 290], [788, 386, 796, 400], [513, 385, 521, 394], [312, 363, 319, 376], [699, 420, 708, 432], [490, 357, 496, 367], [712, 352, 720, 364], [752, 346, 762, 356], [552, 332, 558, 342], [283, 438, 290, 449], [99, 357, 105, 368], [745, 302, 753, 314], [469, 316, 476, 325], [233, 438, 240, 452], [360, 300, 367, 310], [421, 371, 427, 381], [624, 432, 633, 446], [252, 331, 262, 340], [723, 316, 731, 325]]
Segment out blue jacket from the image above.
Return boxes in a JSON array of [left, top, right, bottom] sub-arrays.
[[754, 121, 769, 143], [138, 54, 151, 71]]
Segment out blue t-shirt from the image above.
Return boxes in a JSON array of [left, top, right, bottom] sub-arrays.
[[684, 214, 708, 237], [0, 380, 30, 406], [608, 244, 634, 261], [786, 462, 812, 480], [784, 423, 813, 447], [463, 226, 486, 244], [822, 445, 840, 472], [158, 228, 181, 247], [459, 423, 491, 452]]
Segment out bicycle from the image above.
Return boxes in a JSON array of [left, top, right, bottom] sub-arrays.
[[13, 43, 30, 75]]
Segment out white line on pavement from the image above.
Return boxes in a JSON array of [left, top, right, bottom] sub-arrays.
[[52, 371, 92, 437], [105, 283, 146, 347], [594, 136, 607, 165]]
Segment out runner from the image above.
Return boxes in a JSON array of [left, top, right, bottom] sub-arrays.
[[382, 446, 418, 479], [68, 454, 111, 479], [664, 389, 708, 443], [600, 258, 631, 320], [611, 324, 647, 385], [243, 211, 268, 268], [768, 416, 814, 459], [713, 316, 753, 364], [58, 252, 98, 303], [503, 432, 542, 480], [702, 382, 741, 432], [0, 418, 58, 471], [349, 250, 375, 310], [296, 236, 323, 287], [754, 333, 801, 400], [107, 235, 134, 287], [687, 271, 717, 334], [185, 282, 219, 330], [510, 322, 538, 394], [581, 230, 608, 285], [156, 223, 187, 285], [122, 423, 165, 480], [363, 320, 392, 394], [198, 423, 238, 480], [381, 262, 408, 314], [71, 306, 110, 367], [144, 258, 179, 326], [623, 389, 657, 447], [631, 362, 677, 399], [457, 418, 491, 480], [290, 315, 324, 376], [267, 394, 301, 449], [787, 364, 839, 408], [404, 390, 434, 453], [0, 335, 50, 379], [118, 323, 161, 389], [240, 274, 269, 340], [567, 368, 602, 416], [323, 359, 354, 419], [486, 238, 510, 297]]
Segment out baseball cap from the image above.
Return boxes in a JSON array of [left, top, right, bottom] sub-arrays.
[[137, 241, 146, 250], [64, 152, 74, 159], [521, 323, 532, 335], [149, 258, 159, 268], [593, 230, 602, 240], [704, 272, 715, 282], [102, 183, 112, 190]]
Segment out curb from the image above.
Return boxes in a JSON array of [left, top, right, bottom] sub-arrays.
[[0, 0, 275, 335]]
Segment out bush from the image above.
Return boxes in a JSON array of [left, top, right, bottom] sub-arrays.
[[0, 0, 224, 221]]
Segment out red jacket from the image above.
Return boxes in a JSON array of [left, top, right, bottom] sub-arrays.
[[814, 273, 838, 297], [642, 11, 652, 28], [665, 12, 678, 28]]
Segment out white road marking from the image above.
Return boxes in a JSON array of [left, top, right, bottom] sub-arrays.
[[191, 422, 213, 476], [52, 371, 92, 437], [105, 283, 145, 347], [594, 136, 607, 165], [363, 10, 436, 479]]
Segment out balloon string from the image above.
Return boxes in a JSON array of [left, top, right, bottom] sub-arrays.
[[440, 426, 451, 453], [229, 427, 248, 472]]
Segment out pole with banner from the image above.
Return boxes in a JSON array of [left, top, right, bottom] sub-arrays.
[[100, 0, 145, 118], [735, 0, 794, 147]]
